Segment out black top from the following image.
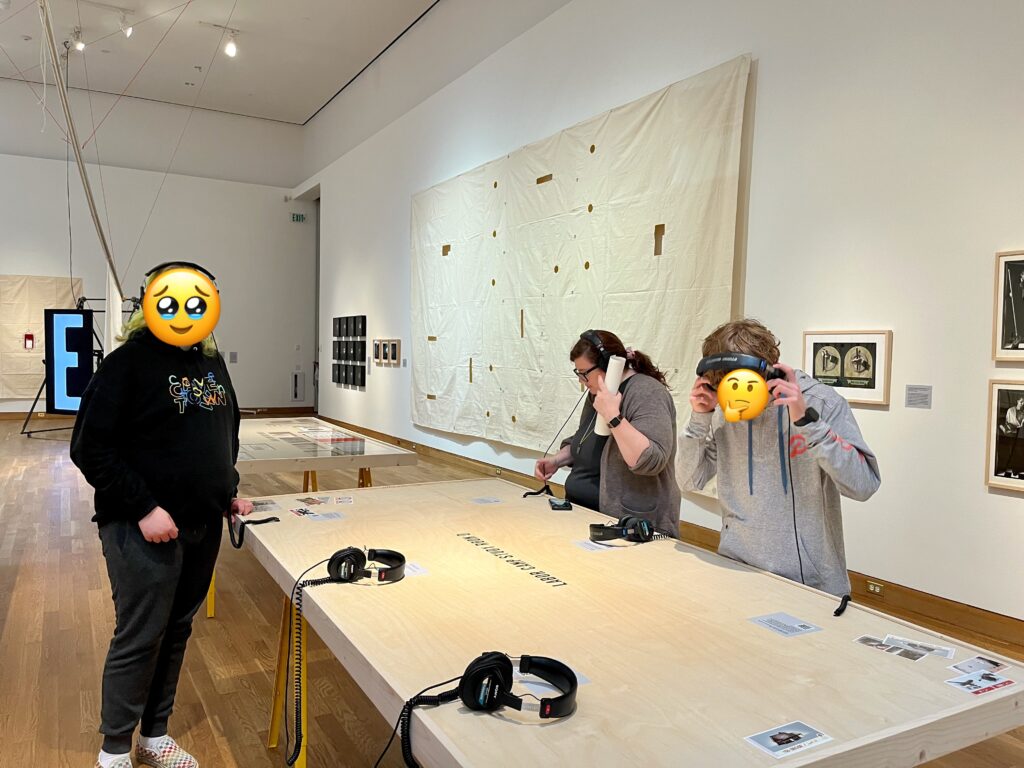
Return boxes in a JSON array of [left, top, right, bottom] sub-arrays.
[[563, 376, 635, 511], [70, 329, 240, 529]]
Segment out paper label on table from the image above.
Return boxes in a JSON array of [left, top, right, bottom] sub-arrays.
[[854, 635, 927, 661], [335, 495, 354, 504], [404, 562, 428, 577], [574, 540, 614, 552], [945, 671, 1015, 695], [745, 721, 832, 759], [950, 655, 1009, 675], [308, 511, 345, 521], [252, 499, 281, 513], [750, 613, 822, 637], [882, 634, 954, 660], [296, 496, 330, 505], [290, 507, 316, 517], [471, 497, 503, 504]]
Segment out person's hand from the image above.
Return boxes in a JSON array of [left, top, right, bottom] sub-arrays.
[[690, 376, 716, 413], [230, 498, 254, 519], [139, 506, 178, 543], [768, 362, 807, 423], [534, 458, 560, 481], [593, 389, 622, 421]]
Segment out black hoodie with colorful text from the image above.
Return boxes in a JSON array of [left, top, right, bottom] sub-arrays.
[[70, 329, 240, 529]]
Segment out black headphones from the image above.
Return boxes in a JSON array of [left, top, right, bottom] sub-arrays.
[[327, 547, 406, 583], [696, 352, 787, 381], [579, 329, 611, 371], [140, 261, 219, 303], [589, 515, 661, 544], [459, 651, 577, 719]]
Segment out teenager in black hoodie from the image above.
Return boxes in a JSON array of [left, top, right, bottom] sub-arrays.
[[71, 263, 252, 768]]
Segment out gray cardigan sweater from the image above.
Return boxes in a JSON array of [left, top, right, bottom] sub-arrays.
[[566, 373, 681, 537]]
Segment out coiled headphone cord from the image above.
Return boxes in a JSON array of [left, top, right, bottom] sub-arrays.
[[285, 576, 334, 766], [373, 677, 462, 768]]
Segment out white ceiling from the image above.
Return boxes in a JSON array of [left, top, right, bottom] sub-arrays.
[[0, 0, 438, 124]]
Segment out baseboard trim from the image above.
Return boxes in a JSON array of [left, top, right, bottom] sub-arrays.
[[316, 415, 565, 497]]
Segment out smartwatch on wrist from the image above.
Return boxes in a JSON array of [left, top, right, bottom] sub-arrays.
[[608, 415, 623, 429]]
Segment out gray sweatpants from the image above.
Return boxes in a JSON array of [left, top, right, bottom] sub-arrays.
[[97, 518, 221, 753]]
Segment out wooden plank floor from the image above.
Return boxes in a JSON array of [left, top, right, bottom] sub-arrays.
[[2, 418, 1022, 767]]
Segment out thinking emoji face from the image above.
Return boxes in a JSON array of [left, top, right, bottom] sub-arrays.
[[717, 368, 770, 423], [142, 266, 220, 347]]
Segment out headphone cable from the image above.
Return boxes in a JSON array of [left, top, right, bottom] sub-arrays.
[[524, 390, 588, 498], [785, 410, 806, 586], [281, 558, 329, 764], [373, 676, 462, 768]]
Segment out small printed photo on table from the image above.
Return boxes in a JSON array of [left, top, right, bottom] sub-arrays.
[[945, 670, 1016, 696], [745, 721, 832, 759], [951, 655, 1009, 676]]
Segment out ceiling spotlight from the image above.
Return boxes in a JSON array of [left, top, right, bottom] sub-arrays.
[[71, 27, 85, 51], [224, 32, 237, 57], [119, 12, 132, 38]]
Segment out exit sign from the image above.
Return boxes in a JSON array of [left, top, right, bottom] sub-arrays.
[[292, 213, 306, 223]]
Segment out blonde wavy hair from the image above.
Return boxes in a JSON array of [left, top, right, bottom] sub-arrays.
[[118, 267, 219, 357]]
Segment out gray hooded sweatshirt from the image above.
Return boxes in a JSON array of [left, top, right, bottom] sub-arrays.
[[676, 370, 880, 596]]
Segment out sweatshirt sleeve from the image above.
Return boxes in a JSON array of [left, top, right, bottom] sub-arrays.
[[794, 395, 880, 501], [69, 354, 159, 521], [676, 411, 718, 491], [623, 383, 676, 476], [219, 354, 241, 499]]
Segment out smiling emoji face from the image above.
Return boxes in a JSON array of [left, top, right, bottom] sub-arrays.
[[142, 266, 220, 347], [717, 368, 770, 423]]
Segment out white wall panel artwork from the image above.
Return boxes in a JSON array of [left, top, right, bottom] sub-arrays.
[[411, 56, 749, 451]]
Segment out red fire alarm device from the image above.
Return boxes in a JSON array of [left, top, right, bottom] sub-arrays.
[[24, 333, 34, 350]]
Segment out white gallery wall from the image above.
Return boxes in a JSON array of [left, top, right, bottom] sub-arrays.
[[0, 151, 317, 410], [309, 0, 1024, 619]]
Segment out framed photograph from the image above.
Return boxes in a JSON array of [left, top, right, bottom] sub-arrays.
[[343, 316, 353, 337], [802, 330, 893, 406], [333, 317, 342, 337], [332, 363, 342, 384], [355, 365, 366, 387], [355, 315, 366, 337], [356, 340, 366, 361], [373, 339, 382, 363], [993, 250, 1024, 361], [390, 339, 401, 366], [382, 340, 390, 362], [986, 379, 1024, 491], [345, 340, 355, 360]]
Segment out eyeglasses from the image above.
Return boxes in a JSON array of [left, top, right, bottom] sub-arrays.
[[573, 364, 599, 382]]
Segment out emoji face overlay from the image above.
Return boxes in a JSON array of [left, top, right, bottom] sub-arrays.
[[142, 267, 220, 347], [717, 368, 770, 423]]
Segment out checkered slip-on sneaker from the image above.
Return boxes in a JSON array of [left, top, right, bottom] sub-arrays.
[[95, 757, 134, 768], [135, 737, 199, 768]]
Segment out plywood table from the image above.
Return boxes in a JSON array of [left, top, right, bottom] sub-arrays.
[[238, 478, 1024, 767], [206, 417, 417, 618]]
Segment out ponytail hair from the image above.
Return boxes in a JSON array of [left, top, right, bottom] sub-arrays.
[[569, 330, 668, 387]]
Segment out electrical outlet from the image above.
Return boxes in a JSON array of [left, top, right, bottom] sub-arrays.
[[866, 581, 884, 596], [495, 468, 502, 475]]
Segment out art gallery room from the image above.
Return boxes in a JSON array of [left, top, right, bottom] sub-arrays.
[[2, 0, 1023, 766]]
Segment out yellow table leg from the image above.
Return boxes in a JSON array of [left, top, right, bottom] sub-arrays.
[[267, 595, 291, 749], [205, 570, 216, 618], [358, 467, 373, 488], [302, 471, 310, 493], [309, 470, 318, 492], [266, 595, 308, 767]]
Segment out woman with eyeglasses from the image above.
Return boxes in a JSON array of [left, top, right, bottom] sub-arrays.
[[534, 330, 681, 537]]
